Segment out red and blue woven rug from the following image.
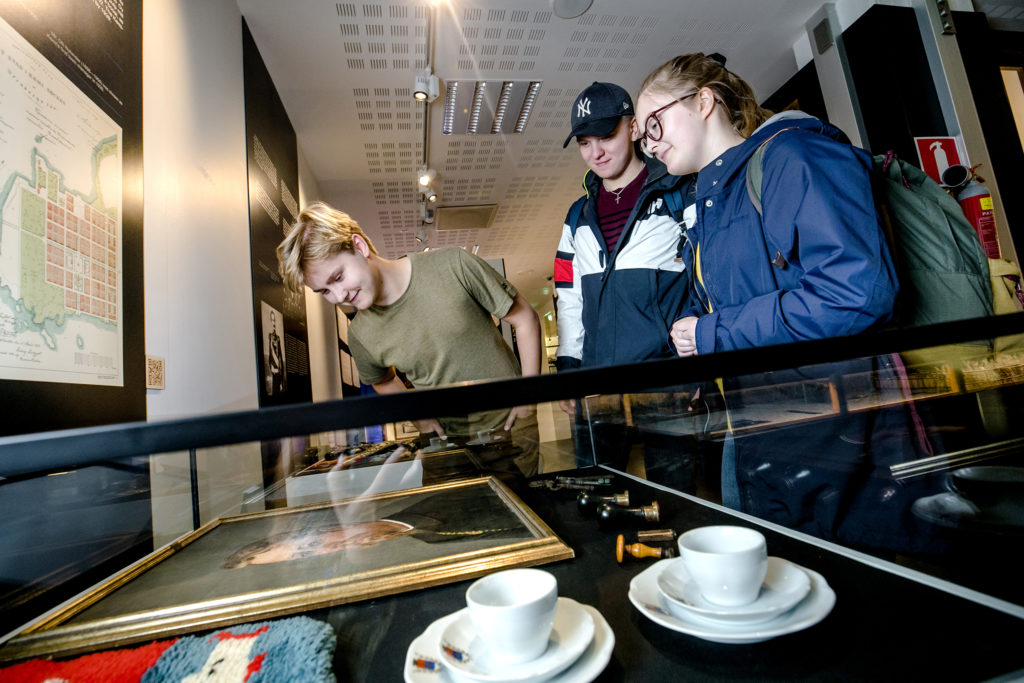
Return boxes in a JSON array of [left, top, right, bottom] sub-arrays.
[[0, 615, 336, 682]]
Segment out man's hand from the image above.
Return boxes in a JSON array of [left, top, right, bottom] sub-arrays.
[[558, 399, 577, 416], [504, 404, 536, 431], [671, 316, 699, 357], [415, 418, 446, 438]]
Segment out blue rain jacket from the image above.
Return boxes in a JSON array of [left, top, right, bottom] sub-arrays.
[[684, 114, 899, 352]]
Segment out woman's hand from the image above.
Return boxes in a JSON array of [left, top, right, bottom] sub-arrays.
[[671, 316, 699, 357]]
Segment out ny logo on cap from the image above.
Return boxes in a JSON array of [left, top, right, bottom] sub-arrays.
[[577, 97, 591, 119]]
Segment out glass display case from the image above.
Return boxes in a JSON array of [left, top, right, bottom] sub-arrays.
[[2, 313, 1024, 680]]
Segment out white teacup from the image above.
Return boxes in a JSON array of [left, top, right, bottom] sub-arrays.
[[677, 525, 767, 606], [466, 568, 558, 664]]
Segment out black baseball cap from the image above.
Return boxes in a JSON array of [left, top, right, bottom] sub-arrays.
[[562, 81, 635, 148]]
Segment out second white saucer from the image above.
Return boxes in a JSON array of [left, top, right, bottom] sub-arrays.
[[437, 596, 595, 682], [657, 556, 811, 623], [630, 559, 835, 644]]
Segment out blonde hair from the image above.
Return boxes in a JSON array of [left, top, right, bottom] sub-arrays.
[[277, 201, 377, 292], [639, 53, 773, 138]]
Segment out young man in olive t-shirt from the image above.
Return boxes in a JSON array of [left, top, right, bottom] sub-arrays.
[[278, 201, 542, 476]]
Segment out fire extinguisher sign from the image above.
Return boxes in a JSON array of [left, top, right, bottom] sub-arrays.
[[914, 136, 965, 184]]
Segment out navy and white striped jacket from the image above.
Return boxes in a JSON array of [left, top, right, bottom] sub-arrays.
[[554, 159, 694, 370]]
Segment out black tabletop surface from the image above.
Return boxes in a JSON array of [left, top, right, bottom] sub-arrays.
[[312, 469, 1024, 681]]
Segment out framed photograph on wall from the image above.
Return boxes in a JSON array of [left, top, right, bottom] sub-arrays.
[[1, 477, 573, 661]]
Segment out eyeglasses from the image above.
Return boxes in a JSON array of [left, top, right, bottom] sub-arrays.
[[641, 91, 699, 144]]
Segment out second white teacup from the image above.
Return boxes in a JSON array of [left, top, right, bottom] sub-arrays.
[[466, 568, 558, 664], [677, 525, 767, 607]]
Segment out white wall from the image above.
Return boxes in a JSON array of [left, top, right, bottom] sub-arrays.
[[298, 150, 343, 404], [144, 1, 257, 420], [143, 0, 264, 547], [142, 0, 343, 547]]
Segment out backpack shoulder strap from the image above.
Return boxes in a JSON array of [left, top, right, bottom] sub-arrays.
[[744, 127, 800, 216], [663, 185, 685, 223], [567, 196, 586, 237]]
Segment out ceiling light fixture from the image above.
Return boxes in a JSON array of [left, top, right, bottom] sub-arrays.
[[420, 204, 435, 225], [441, 80, 458, 135], [415, 2, 440, 250], [467, 81, 487, 134], [491, 81, 515, 134], [551, 0, 593, 20], [413, 70, 440, 103], [417, 167, 437, 188], [514, 81, 543, 133], [441, 79, 543, 135]]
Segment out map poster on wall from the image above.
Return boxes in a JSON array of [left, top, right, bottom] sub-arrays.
[[242, 20, 311, 408], [0, 1, 144, 435]]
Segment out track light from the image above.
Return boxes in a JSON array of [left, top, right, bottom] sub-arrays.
[[413, 72, 440, 103], [424, 187, 438, 203], [417, 167, 437, 188], [420, 203, 435, 225]]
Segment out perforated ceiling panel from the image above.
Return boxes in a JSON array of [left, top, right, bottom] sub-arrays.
[[239, 0, 831, 314]]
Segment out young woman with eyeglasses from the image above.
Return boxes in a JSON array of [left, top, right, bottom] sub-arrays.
[[636, 53, 898, 356], [633, 54, 942, 556]]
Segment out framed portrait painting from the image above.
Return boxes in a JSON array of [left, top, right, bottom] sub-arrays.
[[0, 477, 572, 661]]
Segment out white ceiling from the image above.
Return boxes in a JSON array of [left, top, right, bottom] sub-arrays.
[[236, 0, 829, 314]]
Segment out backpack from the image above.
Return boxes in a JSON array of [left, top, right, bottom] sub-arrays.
[[745, 133, 993, 366]]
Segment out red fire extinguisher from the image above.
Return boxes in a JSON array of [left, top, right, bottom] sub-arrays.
[[941, 163, 1000, 259]]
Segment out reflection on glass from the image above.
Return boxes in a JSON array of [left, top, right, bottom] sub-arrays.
[[575, 336, 1024, 606]]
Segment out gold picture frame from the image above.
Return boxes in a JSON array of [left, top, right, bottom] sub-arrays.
[[1, 477, 572, 662]]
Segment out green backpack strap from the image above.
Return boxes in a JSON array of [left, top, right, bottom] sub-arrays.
[[744, 128, 800, 275], [745, 145, 766, 214], [744, 127, 798, 216]]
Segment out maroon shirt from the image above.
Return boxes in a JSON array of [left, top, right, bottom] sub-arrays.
[[596, 167, 647, 253]]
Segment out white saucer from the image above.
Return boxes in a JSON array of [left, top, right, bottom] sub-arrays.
[[405, 601, 613, 683], [657, 556, 811, 624], [437, 597, 594, 682], [630, 559, 834, 644]]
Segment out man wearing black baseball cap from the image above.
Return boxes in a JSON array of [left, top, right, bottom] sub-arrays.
[[554, 80, 693, 373], [553, 81, 695, 469], [561, 81, 636, 148]]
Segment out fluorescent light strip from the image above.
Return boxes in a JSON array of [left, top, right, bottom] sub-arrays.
[[441, 79, 457, 135], [514, 81, 542, 133], [468, 81, 486, 134], [491, 81, 514, 134]]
